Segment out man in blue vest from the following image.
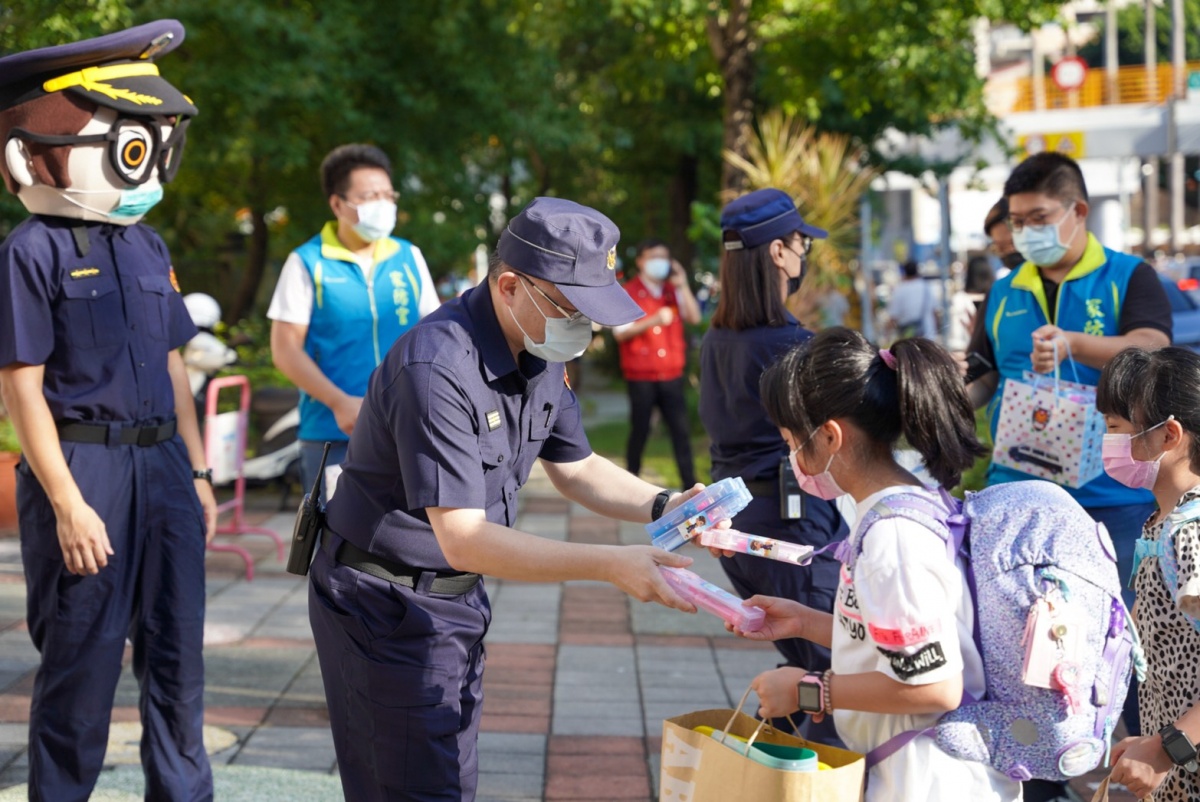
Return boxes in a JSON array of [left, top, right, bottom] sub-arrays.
[[967, 152, 1170, 800], [268, 144, 438, 496]]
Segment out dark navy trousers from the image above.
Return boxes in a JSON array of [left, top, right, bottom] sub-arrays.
[[17, 436, 210, 802], [309, 536, 490, 801]]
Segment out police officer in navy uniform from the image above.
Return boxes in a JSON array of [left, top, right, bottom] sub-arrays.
[[309, 197, 700, 801], [698, 189, 849, 745], [0, 21, 216, 801]]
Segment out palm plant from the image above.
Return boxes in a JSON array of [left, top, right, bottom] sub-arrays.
[[724, 111, 878, 324]]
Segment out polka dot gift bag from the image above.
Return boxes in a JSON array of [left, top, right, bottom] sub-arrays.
[[992, 366, 1105, 489]]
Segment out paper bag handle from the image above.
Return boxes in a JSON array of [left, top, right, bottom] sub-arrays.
[[1089, 777, 1152, 802], [722, 684, 785, 757]]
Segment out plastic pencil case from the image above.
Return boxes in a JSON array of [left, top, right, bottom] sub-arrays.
[[697, 528, 815, 565], [646, 477, 753, 552], [659, 566, 765, 631]]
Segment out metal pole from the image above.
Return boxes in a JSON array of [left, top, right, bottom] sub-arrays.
[[1146, 0, 1158, 99], [1169, 0, 1185, 253], [1032, 29, 1047, 111], [939, 178, 953, 347], [1143, 0, 1159, 255], [859, 194, 875, 343], [1106, 0, 1119, 103]]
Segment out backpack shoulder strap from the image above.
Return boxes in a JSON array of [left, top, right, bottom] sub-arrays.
[[852, 490, 960, 569]]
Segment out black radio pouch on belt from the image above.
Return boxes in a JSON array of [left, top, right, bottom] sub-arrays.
[[285, 442, 331, 576], [779, 456, 804, 520]]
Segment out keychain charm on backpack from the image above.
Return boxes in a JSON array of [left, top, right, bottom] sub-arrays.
[[1052, 661, 1084, 715], [1021, 593, 1083, 690]]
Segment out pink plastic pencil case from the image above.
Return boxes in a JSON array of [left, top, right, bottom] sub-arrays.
[[659, 566, 765, 632], [697, 529, 815, 565]]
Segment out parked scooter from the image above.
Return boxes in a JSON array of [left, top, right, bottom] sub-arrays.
[[182, 293, 302, 506]]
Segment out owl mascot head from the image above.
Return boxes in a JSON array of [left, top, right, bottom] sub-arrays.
[[0, 20, 197, 226]]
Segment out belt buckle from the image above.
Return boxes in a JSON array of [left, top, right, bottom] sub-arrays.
[[136, 426, 156, 447]]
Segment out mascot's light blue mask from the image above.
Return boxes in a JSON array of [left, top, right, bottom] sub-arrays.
[[110, 184, 164, 219]]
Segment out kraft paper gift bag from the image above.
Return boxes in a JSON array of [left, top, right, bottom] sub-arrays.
[[992, 369, 1105, 489], [659, 706, 865, 802]]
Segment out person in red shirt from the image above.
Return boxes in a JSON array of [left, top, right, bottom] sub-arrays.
[[614, 240, 702, 489]]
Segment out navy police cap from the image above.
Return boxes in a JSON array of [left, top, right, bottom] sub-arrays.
[[497, 197, 643, 327], [0, 20, 197, 116], [720, 188, 827, 251]]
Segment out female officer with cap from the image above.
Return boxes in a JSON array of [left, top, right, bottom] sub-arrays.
[[699, 188, 848, 744], [309, 197, 704, 802]]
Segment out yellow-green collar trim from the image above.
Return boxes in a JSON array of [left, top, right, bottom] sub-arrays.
[[1010, 233, 1106, 292], [1008, 233, 1106, 322], [318, 221, 399, 264]]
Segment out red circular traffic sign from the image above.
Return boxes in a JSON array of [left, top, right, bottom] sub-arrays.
[[1051, 57, 1089, 91]]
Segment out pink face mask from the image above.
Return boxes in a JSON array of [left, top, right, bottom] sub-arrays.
[[789, 441, 846, 501], [1101, 417, 1172, 490]]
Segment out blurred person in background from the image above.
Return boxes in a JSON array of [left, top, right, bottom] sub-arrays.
[[613, 239, 700, 489]]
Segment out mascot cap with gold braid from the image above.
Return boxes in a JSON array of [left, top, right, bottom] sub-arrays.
[[0, 19, 197, 117]]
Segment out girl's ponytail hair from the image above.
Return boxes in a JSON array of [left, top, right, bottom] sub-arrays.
[[760, 328, 985, 488]]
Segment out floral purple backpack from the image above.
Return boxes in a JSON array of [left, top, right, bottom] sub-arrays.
[[844, 481, 1145, 783]]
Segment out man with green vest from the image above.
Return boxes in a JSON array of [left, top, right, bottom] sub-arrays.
[[268, 144, 437, 497], [966, 152, 1170, 799]]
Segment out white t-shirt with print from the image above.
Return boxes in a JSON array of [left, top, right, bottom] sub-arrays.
[[831, 485, 1020, 802]]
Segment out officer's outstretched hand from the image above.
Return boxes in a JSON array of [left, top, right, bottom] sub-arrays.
[[607, 546, 696, 613], [57, 499, 113, 575]]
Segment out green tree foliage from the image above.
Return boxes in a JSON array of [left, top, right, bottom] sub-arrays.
[[1078, 0, 1200, 68], [0, 0, 1066, 320]]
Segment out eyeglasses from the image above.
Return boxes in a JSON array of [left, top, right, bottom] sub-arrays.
[[343, 190, 400, 204], [9, 116, 189, 186], [796, 235, 814, 255], [1008, 205, 1071, 232], [519, 274, 585, 322]]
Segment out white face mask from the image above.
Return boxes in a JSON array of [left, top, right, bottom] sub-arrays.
[[348, 199, 397, 242], [507, 278, 594, 362]]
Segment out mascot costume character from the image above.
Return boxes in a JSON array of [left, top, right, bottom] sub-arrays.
[[0, 21, 217, 801]]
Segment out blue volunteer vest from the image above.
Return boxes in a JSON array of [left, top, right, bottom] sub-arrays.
[[295, 222, 423, 441], [984, 233, 1153, 509]]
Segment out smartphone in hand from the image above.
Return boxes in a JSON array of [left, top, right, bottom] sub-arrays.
[[964, 352, 994, 384]]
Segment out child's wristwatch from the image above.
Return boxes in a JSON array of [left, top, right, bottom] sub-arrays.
[[797, 672, 827, 715], [1161, 724, 1199, 773]]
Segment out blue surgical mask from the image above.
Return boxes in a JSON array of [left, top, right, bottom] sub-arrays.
[[1011, 210, 1078, 268], [644, 258, 671, 282], [110, 184, 164, 219]]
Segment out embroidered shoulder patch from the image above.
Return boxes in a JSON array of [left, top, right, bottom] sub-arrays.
[[169, 268, 181, 293], [69, 267, 100, 279], [878, 642, 947, 681]]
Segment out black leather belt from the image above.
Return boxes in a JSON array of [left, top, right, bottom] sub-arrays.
[[57, 418, 177, 447], [330, 538, 481, 595]]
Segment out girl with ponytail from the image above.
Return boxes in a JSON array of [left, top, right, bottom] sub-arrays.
[[738, 328, 1017, 801]]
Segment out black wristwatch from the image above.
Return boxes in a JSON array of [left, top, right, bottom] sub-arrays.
[[1160, 724, 1199, 773], [192, 468, 213, 484], [651, 490, 674, 522]]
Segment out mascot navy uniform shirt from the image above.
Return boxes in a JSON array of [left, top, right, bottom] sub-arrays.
[[0, 216, 196, 420], [326, 282, 592, 571]]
